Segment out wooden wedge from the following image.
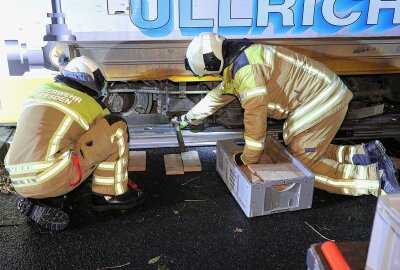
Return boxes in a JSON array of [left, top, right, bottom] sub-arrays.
[[181, 151, 202, 172], [164, 154, 184, 175], [128, 151, 146, 171]]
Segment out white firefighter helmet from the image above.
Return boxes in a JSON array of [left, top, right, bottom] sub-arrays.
[[62, 56, 106, 97], [185, 32, 226, 77]]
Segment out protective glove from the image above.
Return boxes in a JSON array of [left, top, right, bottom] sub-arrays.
[[171, 114, 190, 129], [234, 152, 244, 165]]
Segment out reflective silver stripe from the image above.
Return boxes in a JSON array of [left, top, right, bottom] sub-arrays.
[[114, 128, 125, 157], [115, 174, 128, 195], [349, 146, 357, 164], [290, 76, 340, 121], [358, 166, 368, 180], [287, 80, 347, 133], [115, 159, 122, 183], [263, 45, 274, 67], [315, 175, 379, 189], [283, 132, 288, 140], [337, 146, 345, 163], [93, 176, 114, 185], [113, 128, 127, 194], [111, 128, 125, 157], [268, 103, 289, 116], [282, 122, 288, 140], [343, 164, 353, 180], [244, 136, 264, 149], [47, 117, 73, 160], [12, 152, 71, 186], [6, 160, 55, 169], [275, 51, 331, 83], [118, 138, 125, 156], [97, 162, 116, 170], [35, 152, 71, 182], [116, 183, 124, 195], [7, 162, 54, 173], [246, 140, 263, 149], [115, 159, 127, 195], [12, 179, 37, 185], [116, 129, 124, 137], [25, 100, 89, 130], [239, 87, 267, 101]]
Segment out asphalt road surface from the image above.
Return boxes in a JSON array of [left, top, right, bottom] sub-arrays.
[[0, 146, 382, 270]]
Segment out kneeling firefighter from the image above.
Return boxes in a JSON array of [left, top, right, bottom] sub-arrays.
[[173, 32, 400, 196], [5, 56, 144, 231]]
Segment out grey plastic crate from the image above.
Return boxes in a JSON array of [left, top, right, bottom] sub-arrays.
[[216, 137, 315, 217], [366, 194, 400, 270]]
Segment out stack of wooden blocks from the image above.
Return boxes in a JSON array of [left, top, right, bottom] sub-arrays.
[[164, 151, 202, 175], [127, 150, 202, 175]]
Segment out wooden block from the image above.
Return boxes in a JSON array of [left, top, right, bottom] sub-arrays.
[[181, 151, 202, 172], [248, 163, 299, 174], [255, 170, 299, 181], [164, 154, 184, 175], [128, 151, 146, 171]]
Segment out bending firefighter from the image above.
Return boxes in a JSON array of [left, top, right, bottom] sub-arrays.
[[5, 56, 144, 231], [173, 33, 400, 196]]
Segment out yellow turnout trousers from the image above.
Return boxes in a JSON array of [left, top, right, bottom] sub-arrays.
[[11, 118, 129, 198], [286, 106, 380, 196], [77, 118, 129, 197]]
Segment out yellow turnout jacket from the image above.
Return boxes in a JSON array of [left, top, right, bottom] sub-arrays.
[[186, 44, 353, 164], [5, 82, 109, 195]]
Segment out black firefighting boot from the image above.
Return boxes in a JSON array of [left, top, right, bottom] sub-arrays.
[[363, 140, 397, 171], [91, 181, 145, 212], [380, 170, 400, 194], [16, 196, 70, 231], [364, 140, 399, 193]]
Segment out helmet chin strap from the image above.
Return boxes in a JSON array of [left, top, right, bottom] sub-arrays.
[[54, 74, 99, 98]]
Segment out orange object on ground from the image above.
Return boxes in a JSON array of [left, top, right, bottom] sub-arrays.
[[321, 241, 351, 270], [127, 180, 138, 190]]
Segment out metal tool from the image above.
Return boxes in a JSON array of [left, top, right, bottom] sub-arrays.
[[171, 120, 186, 153]]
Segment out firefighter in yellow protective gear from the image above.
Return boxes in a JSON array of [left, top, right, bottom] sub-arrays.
[[173, 33, 400, 197], [5, 56, 144, 231]]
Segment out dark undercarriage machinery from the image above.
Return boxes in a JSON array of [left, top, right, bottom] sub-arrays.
[[55, 38, 400, 148]]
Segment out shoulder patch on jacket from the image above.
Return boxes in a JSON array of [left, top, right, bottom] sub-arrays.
[[232, 52, 250, 80]]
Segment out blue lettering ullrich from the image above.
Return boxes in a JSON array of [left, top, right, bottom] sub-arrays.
[[130, 0, 174, 37], [130, 0, 170, 29], [180, 0, 214, 28], [219, 0, 252, 27], [128, 0, 400, 37]]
